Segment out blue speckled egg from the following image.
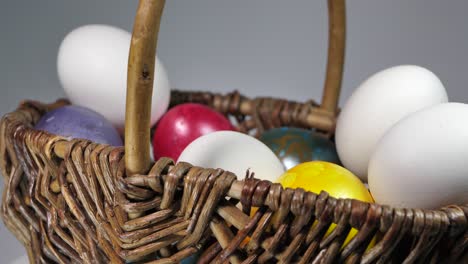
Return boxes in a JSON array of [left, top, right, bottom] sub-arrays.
[[35, 105, 123, 146], [259, 127, 341, 170]]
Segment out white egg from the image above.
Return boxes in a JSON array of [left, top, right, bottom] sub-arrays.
[[57, 24, 170, 129], [368, 103, 468, 209], [178, 131, 285, 182], [336, 65, 448, 181]]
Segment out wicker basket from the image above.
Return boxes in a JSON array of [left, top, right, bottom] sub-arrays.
[[1, 0, 467, 263]]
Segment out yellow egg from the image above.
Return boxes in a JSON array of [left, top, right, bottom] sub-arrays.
[[276, 161, 374, 248], [277, 161, 373, 201]]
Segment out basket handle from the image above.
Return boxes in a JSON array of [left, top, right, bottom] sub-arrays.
[[125, 0, 346, 175], [322, 0, 346, 114]]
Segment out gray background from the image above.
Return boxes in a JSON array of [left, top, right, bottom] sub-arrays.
[[1, 0, 467, 262]]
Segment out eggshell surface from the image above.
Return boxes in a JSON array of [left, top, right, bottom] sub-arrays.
[[35, 105, 122, 146], [336, 65, 448, 181], [259, 127, 341, 170], [178, 131, 285, 181], [153, 103, 234, 161], [57, 24, 170, 128], [277, 161, 373, 202], [277, 161, 374, 247], [180, 252, 199, 264], [368, 103, 468, 209]]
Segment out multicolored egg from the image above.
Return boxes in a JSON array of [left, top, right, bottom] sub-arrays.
[[259, 127, 340, 170], [153, 103, 234, 161], [277, 161, 374, 247], [35, 105, 122, 146]]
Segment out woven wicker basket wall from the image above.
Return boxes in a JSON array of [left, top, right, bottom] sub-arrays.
[[1, 0, 467, 263]]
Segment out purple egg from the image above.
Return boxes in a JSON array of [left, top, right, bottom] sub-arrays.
[[35, 105, 123, 146]]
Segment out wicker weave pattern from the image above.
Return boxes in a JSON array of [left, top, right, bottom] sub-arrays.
[[169, 90, 329, 135], [1, 92, 467, 263]]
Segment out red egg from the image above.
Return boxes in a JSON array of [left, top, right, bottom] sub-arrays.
[[152, 103, 234, 160]]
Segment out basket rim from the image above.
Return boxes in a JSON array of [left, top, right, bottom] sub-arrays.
[[1, 94, 467, 263]]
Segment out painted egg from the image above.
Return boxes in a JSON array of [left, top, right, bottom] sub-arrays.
[[336, 65, 448, 181], [153, 103, 234, 161], [178, 131, 285, 181], [277, 161, 373, 201], [57, 24, 170, 129], [369, 103, 468, 209], [259, 127, 341, 170], [277, 161, 374, 247], [35, 105, 122, 146], [180, 252, 199, 264]]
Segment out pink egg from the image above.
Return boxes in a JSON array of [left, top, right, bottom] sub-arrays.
[[152, 103, 234, 161]]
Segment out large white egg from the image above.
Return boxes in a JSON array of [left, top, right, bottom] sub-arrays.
[[368, 103, 468, 209], [336, 65, 448, 181], [57, 24, 170, 129], [178, 131, 285, 181]]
